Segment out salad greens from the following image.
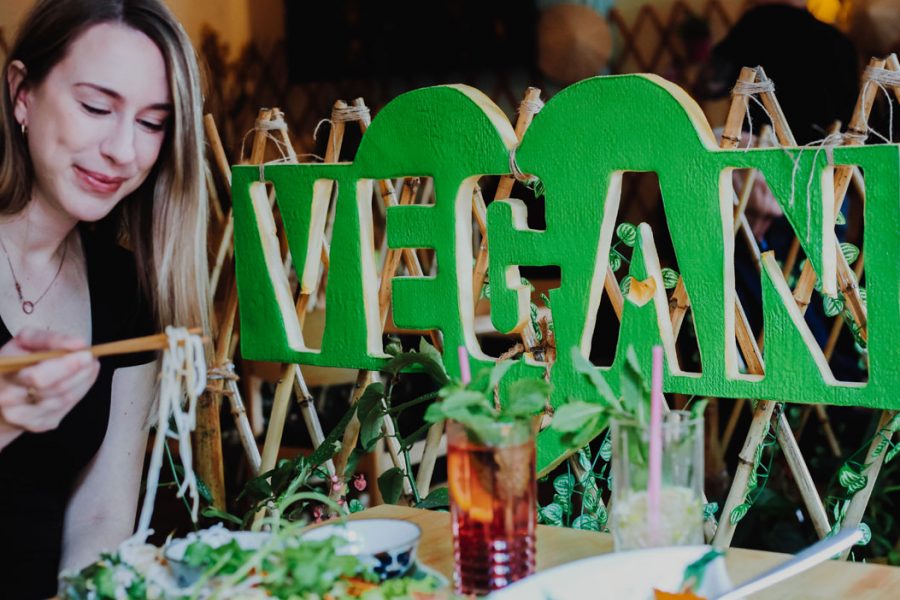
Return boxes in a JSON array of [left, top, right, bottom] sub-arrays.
[[61, 525, 446, 600]]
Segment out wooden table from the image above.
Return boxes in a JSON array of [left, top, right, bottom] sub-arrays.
[[353, 505, 900, 599]]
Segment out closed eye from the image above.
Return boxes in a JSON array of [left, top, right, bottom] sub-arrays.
[[138, 118, 166, 133], [81, 102, 110, 116]]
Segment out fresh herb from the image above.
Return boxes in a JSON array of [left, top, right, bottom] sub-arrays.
[[423, 358, 550, 443]]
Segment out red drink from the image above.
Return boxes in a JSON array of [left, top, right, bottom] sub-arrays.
[[447, 420, 536, 595]]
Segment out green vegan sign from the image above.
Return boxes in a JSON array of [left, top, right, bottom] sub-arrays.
[[231, 75, 900, 473]]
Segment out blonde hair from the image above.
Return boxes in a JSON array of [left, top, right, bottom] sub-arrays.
[[0, 0, 209, 335]]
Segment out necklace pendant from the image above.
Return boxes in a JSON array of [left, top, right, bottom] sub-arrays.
[[22, 301, 34, 315]]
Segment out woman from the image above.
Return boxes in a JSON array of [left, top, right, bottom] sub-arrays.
[[0, 1, 209, 596]]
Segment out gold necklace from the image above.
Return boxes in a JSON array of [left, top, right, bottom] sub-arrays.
[[0, 235, 68, 315]]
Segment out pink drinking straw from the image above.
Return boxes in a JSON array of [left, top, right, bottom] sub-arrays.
[[458, 345, 471, 385], [648, 345, 664, 545]]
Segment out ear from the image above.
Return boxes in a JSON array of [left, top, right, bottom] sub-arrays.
[[7, 60, 29, 128]]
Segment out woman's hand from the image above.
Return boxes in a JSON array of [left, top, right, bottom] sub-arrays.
[[0, 329, 100, 435]]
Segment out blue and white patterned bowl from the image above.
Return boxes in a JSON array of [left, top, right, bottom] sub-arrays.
[[300, 518, 422, 581]]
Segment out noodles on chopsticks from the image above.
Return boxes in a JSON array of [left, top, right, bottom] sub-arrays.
[[135, 326, 207, 539]]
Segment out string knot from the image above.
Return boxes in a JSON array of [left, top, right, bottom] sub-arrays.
[[313, 104, 372, 141], [518, 97, 544, 116], [731, 79, 775, 97], [864, 66, 900, 88]]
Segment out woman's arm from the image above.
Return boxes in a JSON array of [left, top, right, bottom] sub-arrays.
[[59, 359, 158, 573]]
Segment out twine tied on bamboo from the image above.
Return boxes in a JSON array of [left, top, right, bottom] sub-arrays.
[[239, 110, 299, 171], [313, 103, 372, 143], [730, 76, 776, 149], [860, 66, 899, 143], [206, 362, 239, 395], [518, 97, 545, 117], [728, 70, 859, 242]]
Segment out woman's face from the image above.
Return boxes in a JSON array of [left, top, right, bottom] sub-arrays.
[[10, 22, 171, 223]]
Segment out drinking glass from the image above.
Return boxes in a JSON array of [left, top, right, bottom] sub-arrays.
[[610, 410, 704, 550], [447, 419, 536, 595]]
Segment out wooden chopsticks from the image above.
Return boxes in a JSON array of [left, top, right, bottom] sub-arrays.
[[0, 327, 203, 375]]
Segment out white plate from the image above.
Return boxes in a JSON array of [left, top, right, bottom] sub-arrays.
[[490, 546, 733, 600]]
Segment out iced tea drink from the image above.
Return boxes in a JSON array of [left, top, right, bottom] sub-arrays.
[[447, 419, 536, 595]]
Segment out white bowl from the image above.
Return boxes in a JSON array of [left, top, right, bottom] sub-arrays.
[[301, 518, 422, 580], [164, 529, 270, 587], [489, 545, 733, 600]]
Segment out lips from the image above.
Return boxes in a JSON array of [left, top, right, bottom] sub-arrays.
[[74, 165, 128, 195]]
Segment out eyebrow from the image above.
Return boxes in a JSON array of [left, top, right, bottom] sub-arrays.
[[75, 82, 172, 111]]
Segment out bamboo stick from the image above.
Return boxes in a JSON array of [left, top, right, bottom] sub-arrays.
[[0, 328, 202, 374], [199, 112, 274, 509], [713, 69, 833, 546], [202, 113, 270, 477], [347, 98, 442, 498], [225, 377, 262, 474], [774, 409, 832, 538], [472, 87, 541, 304], [779, 59, 882, 344], [257, 102, 348, 480], [833, 54, 900, 553], [839, 411, 898, 559], [333, 371, 375, 477], [714, 399, 777, 548]]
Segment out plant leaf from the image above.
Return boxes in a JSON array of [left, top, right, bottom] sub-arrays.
[[840, 242, 860, 265], [356, 382, 386, 423], [553, 474, 576, 499], [599, 434, 613, 461], [857, 522, 872, 545], [661, 267, 679, 289], [196, 475, 214, 504], [621, 346, 650, 424], [505, 379, 551, 417], [616, 222, 637, 247], [201, 507, 243, 526], [539, 502, 564, 526], [378, 467, 406, 505], [835, 211, 846, 225], [690, 398, 709, 421], [572, 514, 601, 531], [886, 444, 900, 464], [415, 487, 450, 510], [360, 405, 387, 452], [487, 360, 516, 394], [570, 347, 620, 408], [308, 404, 356, 468], [730, 502, 751, 525], [609, 251, 622, 273], [620, 275, 632, 295], [418, 338, 450, 383], [823, 295, 844, 318], [838, 464, 868, 493], [552, 401, 606, 432]]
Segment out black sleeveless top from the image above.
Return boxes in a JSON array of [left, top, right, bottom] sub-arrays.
[[0, 228, 154, 599]]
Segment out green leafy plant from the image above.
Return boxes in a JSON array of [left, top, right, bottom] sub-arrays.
[[424, 358, 550, 442]]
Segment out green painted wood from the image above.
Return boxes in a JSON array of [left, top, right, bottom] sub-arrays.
[[231, 75, 900, 474]]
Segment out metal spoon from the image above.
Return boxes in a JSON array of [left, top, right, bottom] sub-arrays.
[[711, 527, 864, 600]]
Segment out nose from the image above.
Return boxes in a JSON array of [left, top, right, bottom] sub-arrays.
[[99, 117, 137, 165]]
